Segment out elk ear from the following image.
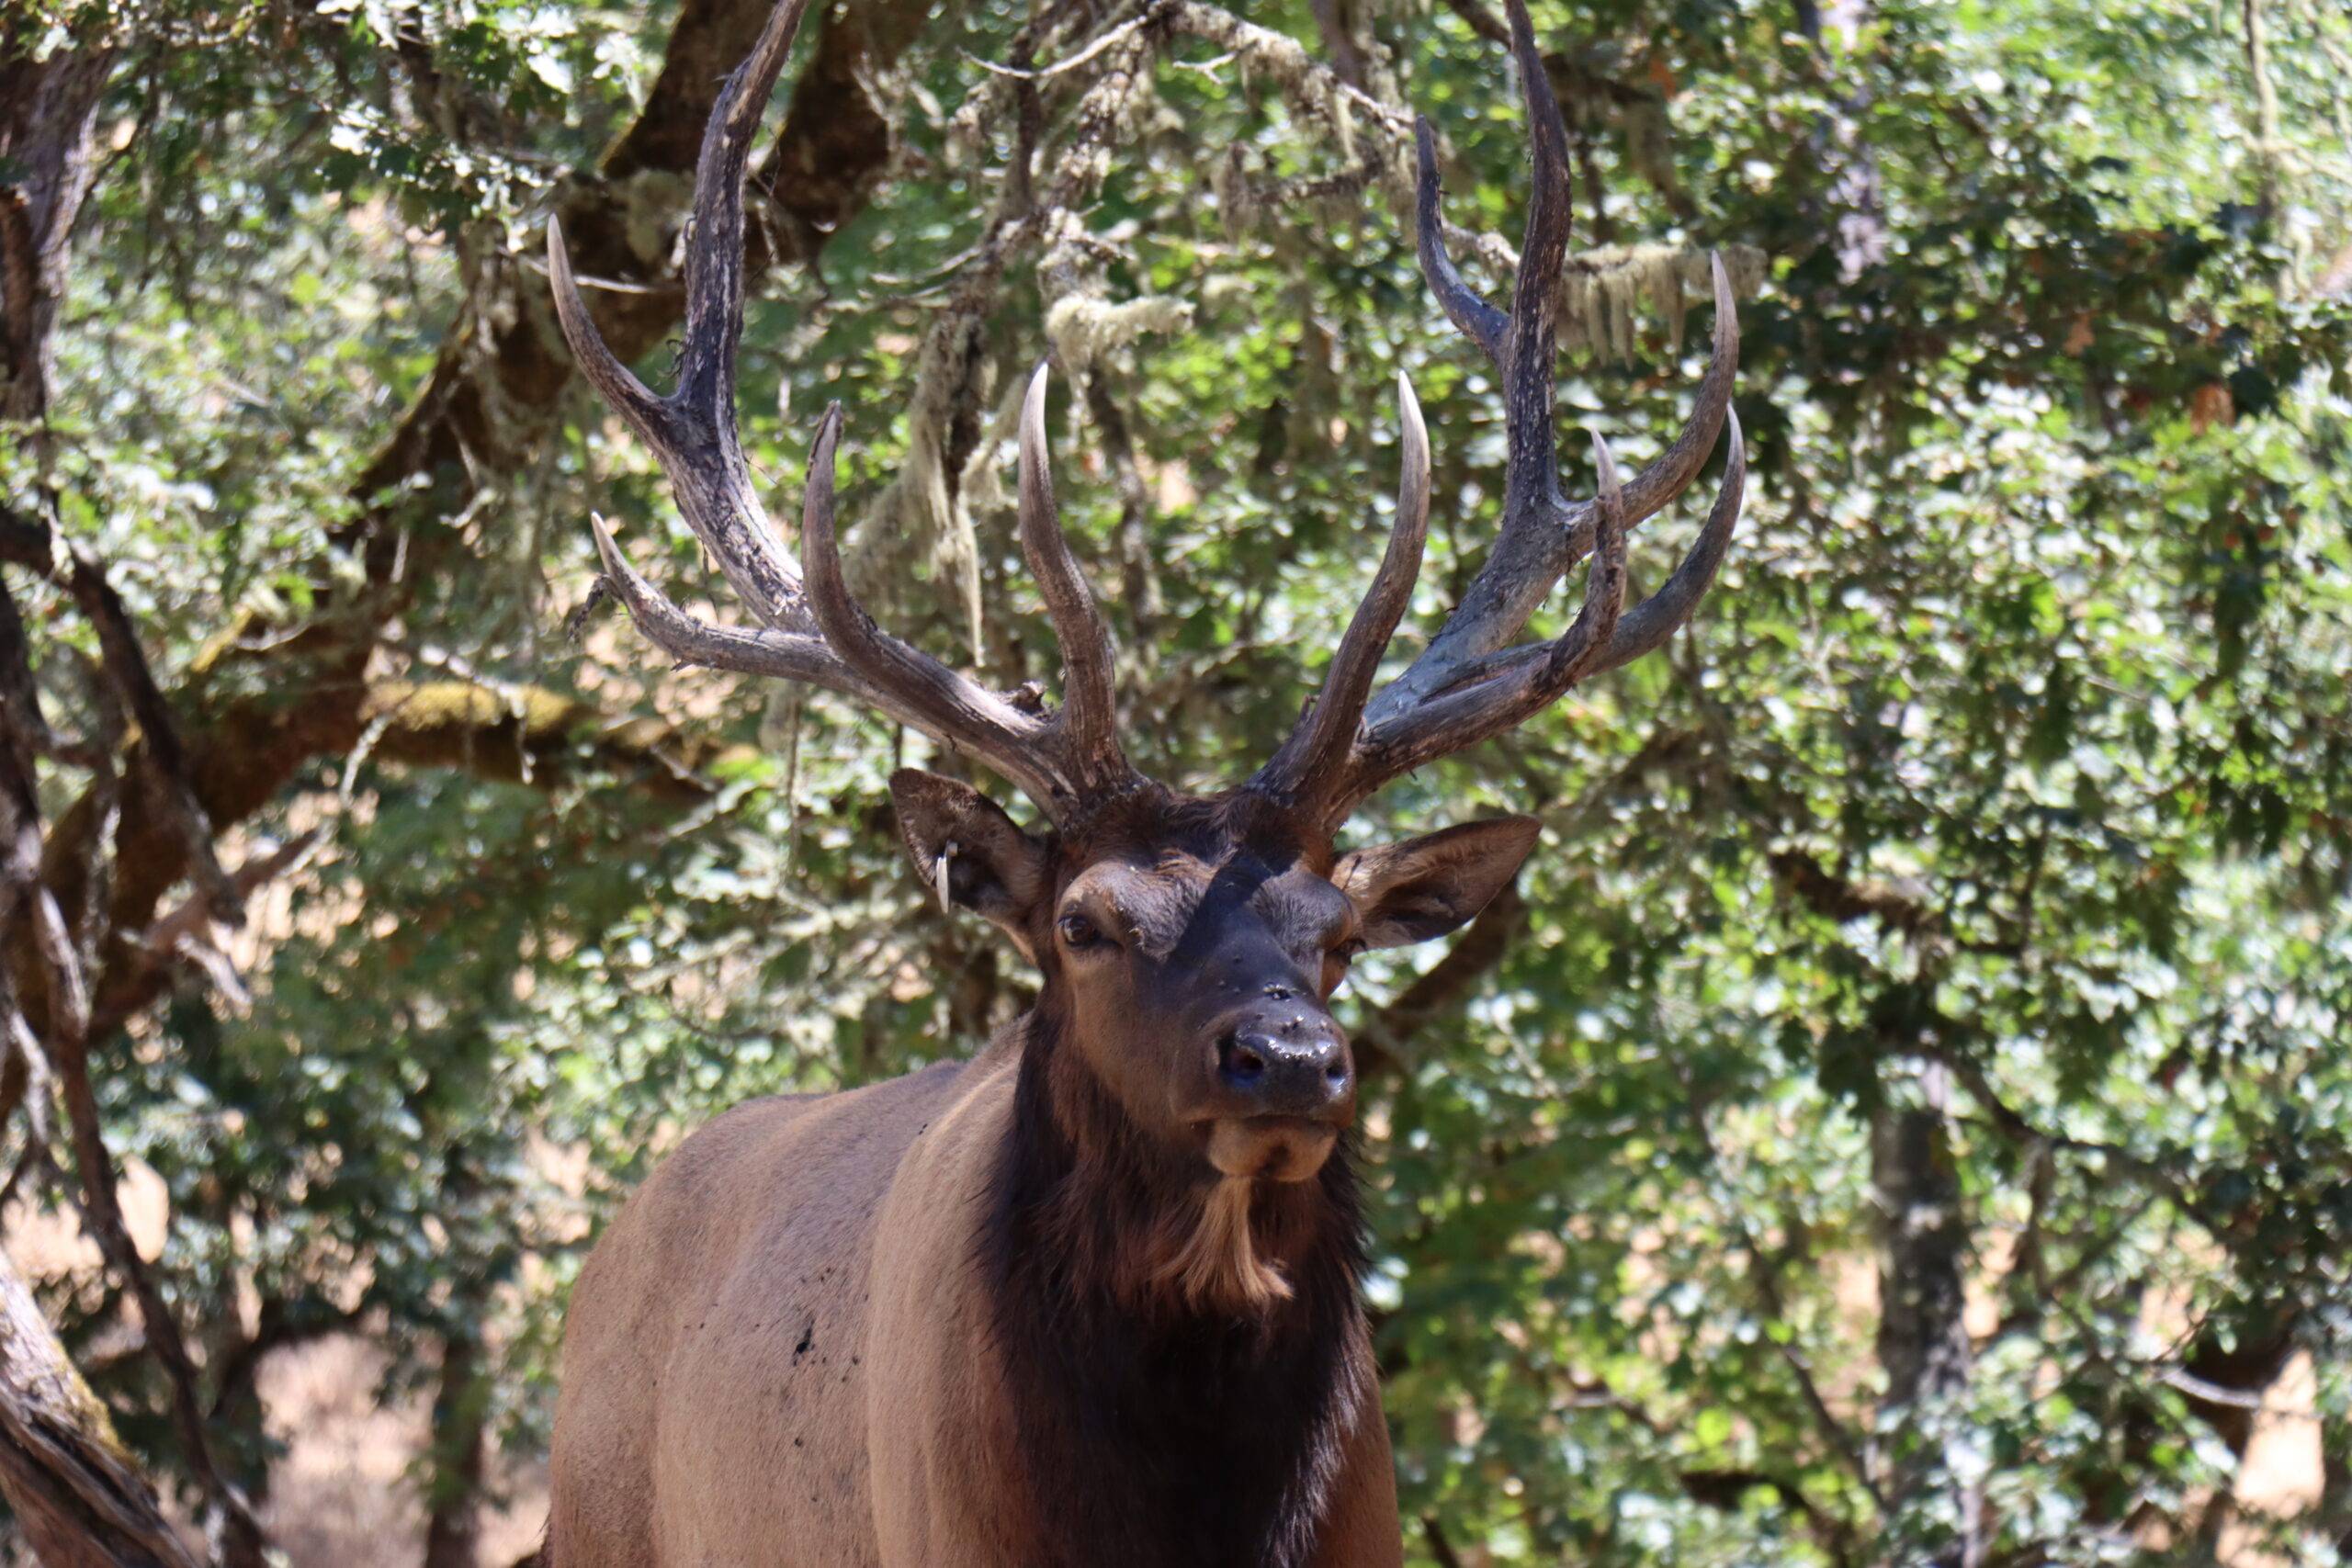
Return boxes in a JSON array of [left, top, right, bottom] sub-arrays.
[[888, 770, 1052, 948], [1332, 817, 1541, 950]]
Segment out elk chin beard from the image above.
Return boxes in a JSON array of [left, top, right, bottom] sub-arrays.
[[1205, 1118, 1340, 1184], [1149, 1176, 1294, 1312], [1136, 1122, 1339, 1315]]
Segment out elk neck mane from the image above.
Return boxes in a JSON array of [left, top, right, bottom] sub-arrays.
[[976, 998, 1369, 1568]]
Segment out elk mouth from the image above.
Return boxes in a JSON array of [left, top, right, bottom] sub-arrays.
[[1204, 1116, 1340, 1183]]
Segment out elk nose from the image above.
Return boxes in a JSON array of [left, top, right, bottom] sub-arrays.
[[1215, 1015, 1352, 1117]]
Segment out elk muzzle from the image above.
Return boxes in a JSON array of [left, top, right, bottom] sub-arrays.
[[1195, 994, 1355, 1182]]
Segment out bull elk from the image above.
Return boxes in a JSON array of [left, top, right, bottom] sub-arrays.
[[543, 0, 1741, 1561]]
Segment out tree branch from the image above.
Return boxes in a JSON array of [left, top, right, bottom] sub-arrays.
[[1686, 1097, 1886, 1509], [1769, 847, 2021, 957], [13, 0, 945, 1010], [47, 1015, 266, 1564], [1353, 883, 1528, 1080]]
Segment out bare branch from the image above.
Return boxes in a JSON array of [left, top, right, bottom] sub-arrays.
[[0, 516, 241, 926], [47, 1028, 267, 1565], [0, 578, 99, 770], [83, 831, 322, 1043], [64, 547, 241, 926]]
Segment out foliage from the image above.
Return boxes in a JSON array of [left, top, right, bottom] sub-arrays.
[[3, 0, 2349, 1561]]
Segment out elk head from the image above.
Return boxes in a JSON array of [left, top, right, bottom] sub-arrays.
[[550, 0, 1743, 1276], [886, 765, 1542, 1191]]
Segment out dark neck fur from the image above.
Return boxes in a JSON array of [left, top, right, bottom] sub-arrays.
[[980, 1010, 1367, 1568]]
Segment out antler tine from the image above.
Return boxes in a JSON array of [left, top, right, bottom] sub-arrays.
[[797, 406, 1075, 816], [552, 211, 804, 634], [546, 0, 816, 637], [1249, 372, 1431, 807], [1542, 433, 1629, 685], [1266, 0, 1743, 825], [1370, 251, 1739, 728], [584, 513, 893, 693], [1335, 432, 1629, 796], [671, 0, 812, 425], [1250, 0, 1585, 824], [1556, 254, 1741, 567], [1413, 118, 1509, 367], [1017, 366, 1133, 796], [547, 220, 671, 445], [553, 0, 1147, 824], [1585, 407, 1745, 675], [1497, 0, 1577, 526], [1329, 415, 1742, 814], [1366, 0, 1741, 729]]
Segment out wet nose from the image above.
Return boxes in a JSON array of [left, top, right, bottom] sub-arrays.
[[1215, 1006, 1353, 1119]]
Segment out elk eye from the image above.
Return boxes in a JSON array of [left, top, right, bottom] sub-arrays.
[[1057, 913, 1106, 952]]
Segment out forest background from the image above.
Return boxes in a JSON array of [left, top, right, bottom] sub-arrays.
[[1, 0, 2349, 1562]]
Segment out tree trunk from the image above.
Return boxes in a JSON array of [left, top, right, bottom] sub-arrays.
[[1871, 1064, 1981, 1568], [421, 1325, 490, 1568], [0, 1241, 201, 1568], [2323, 1406, 2352, 1554], [1793, 0, 1888, 281], [0, 28, 114, 424]]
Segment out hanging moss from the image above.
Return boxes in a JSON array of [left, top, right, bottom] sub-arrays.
[[1045, 296, 1197, 377], [1557, 242, 1768, 360]]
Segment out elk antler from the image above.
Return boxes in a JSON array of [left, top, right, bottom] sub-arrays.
[[549, 0, 1138, 823], [1250, 0, 1746, 827]]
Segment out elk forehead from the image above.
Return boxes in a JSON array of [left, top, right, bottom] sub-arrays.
[[1055, 833, 1356, 963]]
